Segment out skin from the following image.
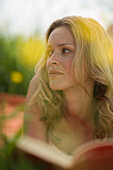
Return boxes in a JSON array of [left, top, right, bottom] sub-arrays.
[[46, 26, 96, 153], [46, 26, 95, 121], [25, 74, 47, 141], [25, 26, 96, 153], [46, 26, 76, 91]]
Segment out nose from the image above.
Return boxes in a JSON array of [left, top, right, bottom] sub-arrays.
[[48, 52, 60, 66]]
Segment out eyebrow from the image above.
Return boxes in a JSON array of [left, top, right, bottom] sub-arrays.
[[46, 43, 74, 48]]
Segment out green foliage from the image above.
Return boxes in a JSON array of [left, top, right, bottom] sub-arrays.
[[0, 131, 46, 170], [0, 32, 48, 169], [0, 34, 35, 95], [0, 108, 46, 170]]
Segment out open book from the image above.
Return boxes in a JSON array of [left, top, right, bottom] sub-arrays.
[[15, 135, 113, 170]]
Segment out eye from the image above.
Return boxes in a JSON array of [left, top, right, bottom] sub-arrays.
[[62, 48, 71, 54]]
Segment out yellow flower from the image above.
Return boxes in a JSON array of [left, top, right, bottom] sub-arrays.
[[10, 71, 23, 84], [19, 37, 45, 67]]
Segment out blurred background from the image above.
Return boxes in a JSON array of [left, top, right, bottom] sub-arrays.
[[0, 1, 113, 167], [0, 0, 113, 95]]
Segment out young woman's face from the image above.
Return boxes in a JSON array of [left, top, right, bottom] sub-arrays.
[[46, 26, 76, 90]]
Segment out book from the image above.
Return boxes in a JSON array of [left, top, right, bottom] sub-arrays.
[[15, 135, 113, 170]]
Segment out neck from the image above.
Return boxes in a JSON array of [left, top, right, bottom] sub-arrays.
[[63, 84, 95, 122]]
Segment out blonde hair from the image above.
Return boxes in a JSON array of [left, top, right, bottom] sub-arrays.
[[34, 16, 113, 138]]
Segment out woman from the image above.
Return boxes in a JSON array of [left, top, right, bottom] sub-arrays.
[[25, 16, 113, 155]]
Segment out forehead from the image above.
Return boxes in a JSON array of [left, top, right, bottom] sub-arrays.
[[47, 26, 75, 45]]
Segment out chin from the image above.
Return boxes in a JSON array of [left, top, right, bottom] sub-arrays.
[[50, 85, 62, 90], [49, 83, 63, 90], [49, 83, 70, 91]]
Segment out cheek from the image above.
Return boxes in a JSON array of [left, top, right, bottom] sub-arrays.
[[63, 58, 73, 76], [63, 59, 77, 84]]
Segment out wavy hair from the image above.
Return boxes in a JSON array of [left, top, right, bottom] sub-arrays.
[[33, 16, 113, 138]]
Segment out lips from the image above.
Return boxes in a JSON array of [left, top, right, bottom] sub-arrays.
[[49, 70, 63, 77]]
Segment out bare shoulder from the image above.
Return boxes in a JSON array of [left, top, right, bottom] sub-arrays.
[[24, 74, 47, 141], [26, 74, 39, 103]]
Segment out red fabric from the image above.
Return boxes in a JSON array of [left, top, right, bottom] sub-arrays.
[[0, 92, 25, 137]]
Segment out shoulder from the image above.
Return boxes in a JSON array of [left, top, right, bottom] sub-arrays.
[[24, 74, 47, 141], [26, 74, 39, 103]]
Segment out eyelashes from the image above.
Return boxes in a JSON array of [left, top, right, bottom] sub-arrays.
[[62, 48, 71, 54], [46, 48, 72, 58]]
